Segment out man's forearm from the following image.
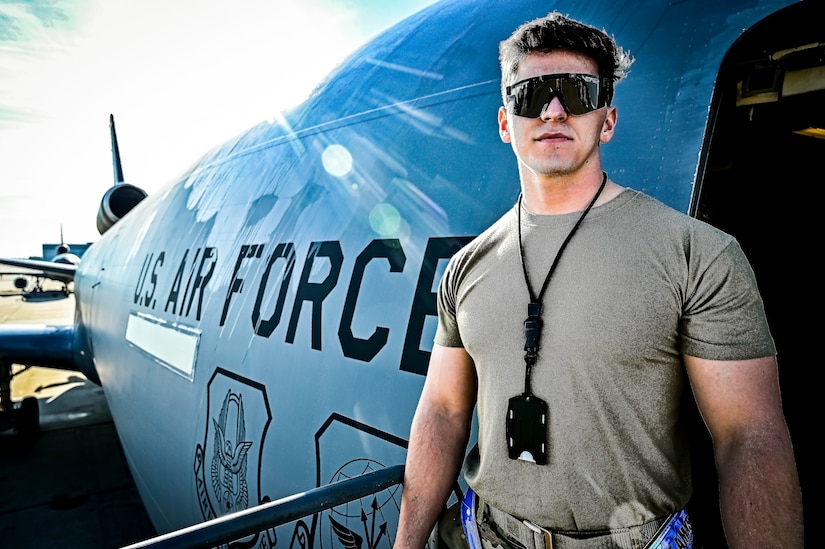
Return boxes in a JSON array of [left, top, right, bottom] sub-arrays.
[[395, 405, 472, 549], [717, 430, 803, 547]]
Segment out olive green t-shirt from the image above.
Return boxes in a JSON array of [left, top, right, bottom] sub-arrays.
[[435, 188, 775, 531]]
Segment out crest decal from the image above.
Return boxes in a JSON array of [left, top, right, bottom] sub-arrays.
[[195, 367, 275, 548]]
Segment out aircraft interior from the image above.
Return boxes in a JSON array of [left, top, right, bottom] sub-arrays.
[[689, 1, 820, 541]]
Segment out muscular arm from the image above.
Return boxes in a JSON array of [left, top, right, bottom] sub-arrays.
[[395, 344, 477, 549], [684, 354, 803, 548]]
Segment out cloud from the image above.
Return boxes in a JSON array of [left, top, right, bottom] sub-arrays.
[[0, 0, 438, 257], [0, 0, 79, 42]]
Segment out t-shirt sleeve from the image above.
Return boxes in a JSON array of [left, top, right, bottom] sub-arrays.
[[434, 255, 465, 348], [679, 238, 776, 360]]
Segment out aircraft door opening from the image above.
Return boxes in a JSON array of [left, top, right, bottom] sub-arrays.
[[690, 3, 820, 546]]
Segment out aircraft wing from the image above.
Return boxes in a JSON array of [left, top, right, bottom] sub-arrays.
[[0, 271, 48, 279], [0, 258, 76, 282], [0, 324, 77, 371]]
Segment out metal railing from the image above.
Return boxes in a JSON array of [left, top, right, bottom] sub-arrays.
[[123, 464, 405, 549]]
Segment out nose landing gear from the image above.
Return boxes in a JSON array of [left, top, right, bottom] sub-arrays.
[[0, 361, 40, 439]]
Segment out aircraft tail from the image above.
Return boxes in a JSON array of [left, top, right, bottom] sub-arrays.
[[111, 114, 125, 184], [96, 115, 148, 235]]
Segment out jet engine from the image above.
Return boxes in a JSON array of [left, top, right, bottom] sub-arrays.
[[96, 182, 147, 235]]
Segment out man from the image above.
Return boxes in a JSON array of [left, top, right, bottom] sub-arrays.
[[394, 11, 803, 549]]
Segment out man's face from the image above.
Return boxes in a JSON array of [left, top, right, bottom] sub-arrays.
[[498, 50, 616, 179]]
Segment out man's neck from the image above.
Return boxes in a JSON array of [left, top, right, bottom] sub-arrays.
[[520, 171, 623, 215]]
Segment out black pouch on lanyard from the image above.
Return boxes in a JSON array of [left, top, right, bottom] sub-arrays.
[[506, 394, 548, 465]]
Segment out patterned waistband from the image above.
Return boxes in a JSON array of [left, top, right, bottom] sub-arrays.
[[479, 499, 692, 549]]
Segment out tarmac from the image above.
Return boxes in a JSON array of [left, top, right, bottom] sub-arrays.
[[0, 271, 158, 548]]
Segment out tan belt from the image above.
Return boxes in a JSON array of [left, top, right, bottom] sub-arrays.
[[479, 499, 670, 549]]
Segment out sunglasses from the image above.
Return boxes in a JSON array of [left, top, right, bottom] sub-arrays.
[[505, 73, 612, 117]]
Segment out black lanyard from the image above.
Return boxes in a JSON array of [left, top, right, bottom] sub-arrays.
[[517, 172, 607, 395]]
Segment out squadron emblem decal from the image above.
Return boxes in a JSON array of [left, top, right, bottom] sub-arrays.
[[307, 414, 408, 549], [323, 458, 397, 549], [195, 367, 275, 548]]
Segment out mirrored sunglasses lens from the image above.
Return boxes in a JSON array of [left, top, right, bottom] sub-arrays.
[[560, 78, 596, 115], [515, 80, 550, 118], [511, 76, 601, 117]]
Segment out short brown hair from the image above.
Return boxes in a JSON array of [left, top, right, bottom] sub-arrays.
[[499, 11, 633, 103]]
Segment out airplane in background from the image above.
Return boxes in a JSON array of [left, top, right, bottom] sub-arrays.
[[0, 245, 80, 300], [0, 240, 81, 298], [0, 0, 819, 547]]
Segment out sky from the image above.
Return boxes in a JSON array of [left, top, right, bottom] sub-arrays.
[[0, 0, 440, 258]]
